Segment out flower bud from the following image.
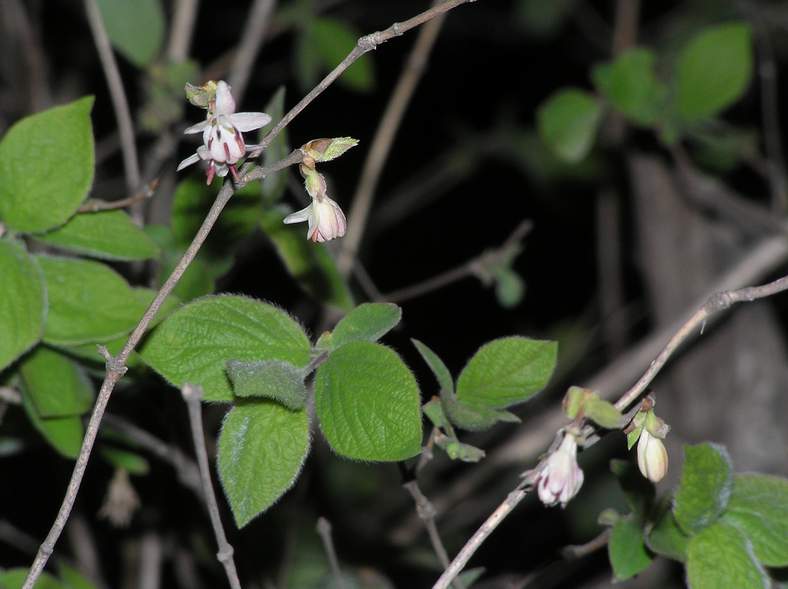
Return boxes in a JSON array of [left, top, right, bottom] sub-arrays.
[[302, 137, 359, 162], [637, 429, 668, 483], [536, 434, 584, 507]]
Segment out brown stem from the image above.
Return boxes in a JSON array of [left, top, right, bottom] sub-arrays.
[[77, 179, 160, 213], [182, 384, 242, 589]]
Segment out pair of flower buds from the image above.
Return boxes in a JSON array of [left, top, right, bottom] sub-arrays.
[[177, 80, 346, 242]]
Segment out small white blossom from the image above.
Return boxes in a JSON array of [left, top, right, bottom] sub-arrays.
[[177, 80, 271, 184], [637, 429, 668, 483], [283, 193, 347, 242], [536, 434, 584, 508]]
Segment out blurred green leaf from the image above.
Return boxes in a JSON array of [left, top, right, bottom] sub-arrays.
[[100, 447, 150, 476], [96, 0, 165, 67], [516, 0, 574, 38], [537, 89, 601, 163], [59, 564, 97, 589], [0, 97, 94, 233], [0, 240, 45, 371], [226, 359, 307, 409], [686, 522, 769, 589], [455, 336, 557, 409], [592, 48, 667, 126], [314, 342, 422, 461], [494, 267, 525, 308], [20, 347, 93, 417], [140, 59, 199, 132], [261, 87, 289, 204], [20, 385, 83, 459], [298, 17, 374, 92], [218, 401, 310, 527], [722, 473, 788, 566], [141, 295, 311, 402], [35, 210, 159, 261], [330, 303, 401, 349], [37, 255, 149, 346], [673, 443, 733, 535], [260, 208, 354, 310], [0, 569, 63, 589], [608, 517, 653, 581], [675, 22, 752, 122]]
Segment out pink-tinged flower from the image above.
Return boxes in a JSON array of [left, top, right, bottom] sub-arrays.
[[637, 429, 668, 483], [536, 434, 584, 508], [177, 81, 271, 184], [283, 194, 347, 242]]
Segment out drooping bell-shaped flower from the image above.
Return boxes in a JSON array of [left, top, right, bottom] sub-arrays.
[[637, 429, 669, 483], [283, 164, 347, 242], [536, 433, 584, 508], [177, 81, 271, 184]]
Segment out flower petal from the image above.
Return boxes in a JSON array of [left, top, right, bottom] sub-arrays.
[[283, 205, 312, 224], [176, 153, 200, 171], [184, 120, 210, 134], [228, 112, 272, 132], [215, 81, 236, 115]]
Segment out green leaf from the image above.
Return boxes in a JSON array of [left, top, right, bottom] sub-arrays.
[[260, 208, 354, 310], [100, 447, 150, 475], [59, 564, 97, 589], [455, 337, 557, 409], [145, 224, 217, 302], [676, 23, 753, 122], [434, 437, 486, 463], [218, 401, 310, 527], [516, 0, 574, 38], [584, 396, 624, 429], [314, 342, 422, 461], [330, 303, 401, 349], [608, 517, 653, 582], [226, 359, 307, 410], [36, 255, 148, 346], [443, 397, 520, 432], [686, 522, 769, 589], [307, 18, 374, 92], [0, 569, 63, 589], [673, 443, 733, 535], [261, 87, 289, 204], [0, 97, 94, 233], [412, 339, 454, 396], [722, 473, 788, 566], [140, 295, 311, 402], [19, 347, 93, 417], [95, 0, 164, 67], [537, 89, 601, 163], [20, 385, 83, 459], [422, 398, 449, 429], [647, 505, 689, 562], [592, 48, 667, 126], [35, 210, 159, 261], [0, 240, 46, 371], [494, 268, 525, 308]]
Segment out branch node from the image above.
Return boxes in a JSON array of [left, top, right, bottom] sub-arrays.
[[98, 346, 126, 376], [181, 383, 204, 403], [216, 546, 235, 563], [358, 33, 380, 51]]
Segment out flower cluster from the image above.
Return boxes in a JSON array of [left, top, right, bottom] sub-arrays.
[[177, 80, 271, 184]]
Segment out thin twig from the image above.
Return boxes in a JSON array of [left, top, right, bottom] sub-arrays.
[[0, 386, 21, 404], [167, 0, 200, 61], [228, 0, 277, 102], [561, 528, 611, 560], [381, 220, 532, 303], [77, 179, 160, 213], [84, 0, 142, 209], [433, 270, 788, 588], [316, 518, 345, 589], [22, 2, 480, 582], [250, 0, 478, 158], [182, 384, 242, 589], [337, 0, 448, 275]]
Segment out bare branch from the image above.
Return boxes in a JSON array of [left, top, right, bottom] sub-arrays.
[[228, 0, 277, 102], [167, 0, 200, 61], [182, 384, 242, 589], [561, 529, 611, 560], [316, 517, 346, 589], [78, 179, 160, 213]]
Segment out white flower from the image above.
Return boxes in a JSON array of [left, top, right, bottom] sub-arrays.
[[637, 429, 668, 483], [283, 194, 347, 242], [536, 434, 584, 508], [177, 80, 271, 184]]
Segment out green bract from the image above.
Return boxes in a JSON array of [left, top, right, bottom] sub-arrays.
[[314, 342, 422, 461], [0, 97, 94, 233], [140, 295, 311, 402], [0, 240, 46, 371], [218, 401, 310, 527]]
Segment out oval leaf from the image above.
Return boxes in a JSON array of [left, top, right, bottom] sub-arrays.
[[686, 522, 769, 589], [647, 506, 689, 562], [537, 89, 601, 163], [35, 210, 160, 261], [456, 336, 557, 409], [95, 0, 165, 67], [20, 347, 93, 417], [140, 295, 311, 402], [676, 23, 752, 122], [722, 473, 788, 566], [218, 401, 310, 527], [311, 17, 374, 92], [412, 339, 454, 396], [673, 443, 733, 535], [0, 97, 94, 233], [608, 517, 653, 582], [0, 240, 46, 371], [36, 255, 148, 346], [314, 342, 422, 461], [21, 387, 84, 459], [331, 303, 401, 349], [226, 359, 307, 410]]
